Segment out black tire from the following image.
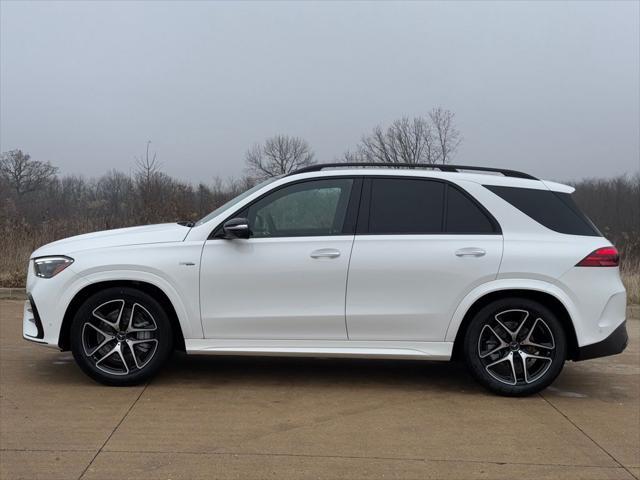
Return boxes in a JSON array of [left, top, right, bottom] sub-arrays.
[[70, 287, 173, 386], [463, 297, 566, 396]]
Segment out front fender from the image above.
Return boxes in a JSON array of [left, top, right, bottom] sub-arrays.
[[74, 269, 202, 340]]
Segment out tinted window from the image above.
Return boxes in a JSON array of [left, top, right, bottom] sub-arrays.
[[247, 178, 353, 238], [445, 185, 496, 234], [485, 185, 600, 236], [369, 178, 444, 234]]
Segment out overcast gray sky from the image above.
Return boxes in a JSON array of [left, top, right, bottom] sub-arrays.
[[1, 1, 638, 183]]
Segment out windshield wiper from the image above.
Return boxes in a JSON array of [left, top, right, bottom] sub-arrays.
[[177, 221, 195, 227]]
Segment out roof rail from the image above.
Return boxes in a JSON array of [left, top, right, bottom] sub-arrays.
[[290, 162, 537, 180]]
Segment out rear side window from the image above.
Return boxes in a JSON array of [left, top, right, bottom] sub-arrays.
[[445, 185, 496, 234], [369, 178, 444, 234], [485, 185, 600, 236]]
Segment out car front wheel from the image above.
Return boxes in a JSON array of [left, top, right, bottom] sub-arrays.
[[463, 298, 567, 396], [70, 287, 173, 386]]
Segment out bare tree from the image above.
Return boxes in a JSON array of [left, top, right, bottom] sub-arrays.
[[429, 107, 462, 164], [97, 169, 135, 221], [0, 150, 58, 195], [134, 141, 165, 222], [344, 108, 461, 164], [246, 135, 315, 179], [135, 141, 161, 184], [347, 117, 437, 164]]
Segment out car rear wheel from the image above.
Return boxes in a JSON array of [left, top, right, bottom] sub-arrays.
[[70, 287, 173, 386], [463, 298, 567, 396]]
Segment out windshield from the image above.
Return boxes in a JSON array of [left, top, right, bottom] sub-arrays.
[[194, 176, 282, 226]]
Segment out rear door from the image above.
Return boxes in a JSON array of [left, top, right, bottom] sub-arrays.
[[346, 176, 503, 341]]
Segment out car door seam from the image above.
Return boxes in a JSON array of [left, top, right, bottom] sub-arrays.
[[343, 234, 357, 340], [197, 240, 207, 338]]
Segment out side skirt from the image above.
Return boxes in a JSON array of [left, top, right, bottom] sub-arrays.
[[185, 339, 453, 361]]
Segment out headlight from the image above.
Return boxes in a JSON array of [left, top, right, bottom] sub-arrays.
[[33, 256, 74, 278]]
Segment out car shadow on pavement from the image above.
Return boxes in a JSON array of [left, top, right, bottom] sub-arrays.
[[155, 352, 487, 395]]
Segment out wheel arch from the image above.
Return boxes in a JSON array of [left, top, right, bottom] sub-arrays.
[[450, 288, 579, 361], [58, 280, 186, 352]]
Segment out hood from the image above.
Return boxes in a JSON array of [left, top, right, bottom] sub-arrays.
[[32, 223, 191, 257]]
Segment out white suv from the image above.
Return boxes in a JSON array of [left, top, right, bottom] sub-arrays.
[[23, 163, 628, 395]]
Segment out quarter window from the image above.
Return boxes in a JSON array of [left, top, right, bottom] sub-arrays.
[[485, 185, 599, 236]]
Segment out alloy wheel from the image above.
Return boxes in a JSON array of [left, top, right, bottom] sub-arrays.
[[81, 299, 159, 376], [477, 309, 556, 386]]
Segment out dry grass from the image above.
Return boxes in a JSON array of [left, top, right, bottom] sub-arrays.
[[619, 237, 640, 304], [0, 220, 106, 288], [621, 259, 640, 305]]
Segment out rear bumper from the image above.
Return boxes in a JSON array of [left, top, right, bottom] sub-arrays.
[[575, 321, 628, 361]]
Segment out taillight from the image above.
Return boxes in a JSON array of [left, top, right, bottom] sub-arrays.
[[576, 247, 619, 267]]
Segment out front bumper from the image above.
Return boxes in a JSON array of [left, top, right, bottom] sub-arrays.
[[575, 321, 628, 361], [22, 295, 46, 343], [22, 254, 91, 348]]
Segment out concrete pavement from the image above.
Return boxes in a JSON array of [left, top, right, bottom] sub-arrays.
[[1, 299, 638, 479]]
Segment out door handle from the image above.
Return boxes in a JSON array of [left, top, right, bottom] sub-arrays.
[[310, 248, 341, 259], [455, 248, 486, 257]]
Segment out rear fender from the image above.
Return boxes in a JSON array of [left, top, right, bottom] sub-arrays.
[[445, 279, 577, 343]]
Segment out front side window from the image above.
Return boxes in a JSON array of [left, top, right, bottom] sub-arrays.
[[246, 178, 354, 238]]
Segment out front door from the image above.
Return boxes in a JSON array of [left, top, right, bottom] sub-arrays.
[[200, 177, 360, 339]]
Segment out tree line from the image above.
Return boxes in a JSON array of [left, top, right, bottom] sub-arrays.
[[0, 108, 462, 225], [1, 108, 638, 289]]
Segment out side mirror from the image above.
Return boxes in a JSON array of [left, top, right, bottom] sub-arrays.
[[223, 217, 251, 239]]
